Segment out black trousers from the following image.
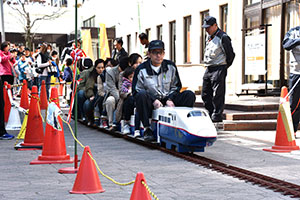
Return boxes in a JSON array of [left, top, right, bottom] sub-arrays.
[[289, 73, 300, 133], [201, 65, 227, 120], [0, 78, 6, 136], [135, 90, 195, 127], [123, 95, 135, 121]]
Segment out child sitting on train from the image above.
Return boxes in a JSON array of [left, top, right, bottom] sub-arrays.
[[116, 67, 135, 134]]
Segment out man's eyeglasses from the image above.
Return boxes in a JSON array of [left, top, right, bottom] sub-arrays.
[[150, 50, 164, 56]]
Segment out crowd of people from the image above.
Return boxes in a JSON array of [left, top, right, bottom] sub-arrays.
[[2, 15, 298, 141]]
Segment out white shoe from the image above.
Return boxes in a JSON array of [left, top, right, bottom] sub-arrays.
[[133, 130, 141, 138], [123, 124, 131, 134]]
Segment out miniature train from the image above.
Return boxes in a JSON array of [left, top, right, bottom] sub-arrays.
[[127, 107, 217, 153]]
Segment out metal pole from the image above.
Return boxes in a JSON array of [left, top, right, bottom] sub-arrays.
[[74, 0, 78, 170], [0, 0, 5, 42], [265, 25, 268, 95]]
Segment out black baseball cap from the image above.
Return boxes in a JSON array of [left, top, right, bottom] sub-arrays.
[[148, 40, 164, 51], [202, 16, 217, 28]]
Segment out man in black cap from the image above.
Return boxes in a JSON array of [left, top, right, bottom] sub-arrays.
[[111, 38, 128, 63], [201, 16, 235, 122], [132, 40, 196, 141]]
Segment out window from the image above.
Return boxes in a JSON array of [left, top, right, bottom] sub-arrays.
[[220, 4, 228, 33], [145, 28, 151, 41], [184, 16, 192, 63], [245, 0, 261, 6], [200, 10, 209, 62], [135, 32, 138, 47], [169, 21, 176, 63], [127, 34, 131, 55], [157, 25, 163, 40], [83, 16, 95, 28]]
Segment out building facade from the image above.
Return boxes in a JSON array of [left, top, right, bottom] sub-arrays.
[[113, 0, 300, 95]]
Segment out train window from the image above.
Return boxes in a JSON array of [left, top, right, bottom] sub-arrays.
[[187, 111, 205, 117]]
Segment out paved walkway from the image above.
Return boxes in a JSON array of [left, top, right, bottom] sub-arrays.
[[0, 118, 296, 200]]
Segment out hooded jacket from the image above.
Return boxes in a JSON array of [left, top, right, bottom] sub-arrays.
[[132, 59, 182, 103]]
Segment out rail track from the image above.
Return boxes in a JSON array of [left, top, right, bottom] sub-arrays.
[[79, 121, 300, 198]]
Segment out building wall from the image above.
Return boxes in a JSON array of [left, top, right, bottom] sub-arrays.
[[115, 0, 244, 95]]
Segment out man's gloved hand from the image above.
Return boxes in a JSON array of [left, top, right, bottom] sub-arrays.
[[153, 99, 163, 109]]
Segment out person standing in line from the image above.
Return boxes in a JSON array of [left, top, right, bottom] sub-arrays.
[[282, 26, 300, 137], [36, 44, 52, 99], [111, 38, 128, 63], [201, 16, 235, 122], [139, 33, 150, 60], [132, 40, 196, 142], [0, 41, 16, 86]]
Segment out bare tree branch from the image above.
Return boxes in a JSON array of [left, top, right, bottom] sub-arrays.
[[7, 3, 27, 19], [30, 9, 66, 29]]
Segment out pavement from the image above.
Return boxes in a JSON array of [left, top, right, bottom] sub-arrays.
[[1, 95, 299, 199]]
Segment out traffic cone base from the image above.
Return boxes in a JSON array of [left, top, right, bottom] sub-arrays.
[[70, 146, 105, 194], [14, 142, 42, 151], [130, 172, 152, 200], [58, 167, 78, 174], [30, 156, 74, 165]]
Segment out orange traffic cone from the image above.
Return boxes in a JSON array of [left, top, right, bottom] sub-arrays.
[[130, 172, 152, 200], [15, 86, 44, 150], [20, 80, 29, 110], [3, 82, 11, 123], [70, 146, 105, 194], [40, 80, 48, 110], [30, 87, 74, 164], [263, 86, 300, 153]]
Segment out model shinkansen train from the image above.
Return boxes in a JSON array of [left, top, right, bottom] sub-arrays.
[[128, 107, 217, 153]]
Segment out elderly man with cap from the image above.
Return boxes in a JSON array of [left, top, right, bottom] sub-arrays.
[[132, 40, 196, 141], [201, 16, 235, 122]]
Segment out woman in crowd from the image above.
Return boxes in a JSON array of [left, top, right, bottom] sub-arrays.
[[83, 59, 105, 125], [36, 43, 52, 99], [76, 58, 93, 120], [0, 41, 16, 86]]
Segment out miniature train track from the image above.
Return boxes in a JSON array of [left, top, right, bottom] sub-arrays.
[[79, 121, 300, 198]]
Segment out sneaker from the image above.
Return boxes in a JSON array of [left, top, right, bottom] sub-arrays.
[[143, 128, 155, 142], [101, 120, 108, 129], [107, 124, 116, 132], [93, 118, 100, 127], [0, 133, 15, 140], [133, 130, 141, 138], [123, 123, 131, 135]]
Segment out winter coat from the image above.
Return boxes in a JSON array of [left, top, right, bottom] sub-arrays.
[[0, 50, 13, 76], [132, 59, 182, 103]]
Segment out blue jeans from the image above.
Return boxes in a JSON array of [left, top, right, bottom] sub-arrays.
[[83, 98, 97, 121], [77, 90, 87, 119]]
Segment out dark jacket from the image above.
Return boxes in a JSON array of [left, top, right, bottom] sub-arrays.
[[282, 26, 300, 74], [132, 59, 182, 103], [63, 66, 73, 82], [112, 48, 128, 62]]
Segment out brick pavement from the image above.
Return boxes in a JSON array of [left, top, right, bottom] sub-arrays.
[[0, 120, 295, 200]]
